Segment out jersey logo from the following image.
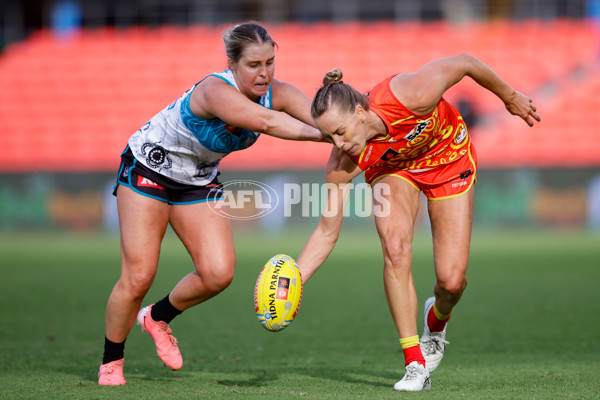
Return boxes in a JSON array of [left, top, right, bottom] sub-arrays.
[[456, 127, 468, 144], [404, 120, 430, 142], [137, 176, 165, 190], [380, 148, 400, 161], [460, 169, 472, 180], [141, 143, 172, 169], [361, 145, 374, 163]]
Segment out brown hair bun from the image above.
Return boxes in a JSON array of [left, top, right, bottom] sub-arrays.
[[323, 69, 343, 85]]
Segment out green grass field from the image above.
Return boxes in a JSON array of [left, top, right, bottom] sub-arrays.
[[1, 227, 599, 399]]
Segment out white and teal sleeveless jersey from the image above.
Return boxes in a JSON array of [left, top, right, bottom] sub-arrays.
[[128, 69, 272, 185]]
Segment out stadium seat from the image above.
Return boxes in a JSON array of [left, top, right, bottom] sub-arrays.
[[0, 21, 598, 171]]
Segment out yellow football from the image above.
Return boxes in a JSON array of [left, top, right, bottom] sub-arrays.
[[254, 254, 303, 332]]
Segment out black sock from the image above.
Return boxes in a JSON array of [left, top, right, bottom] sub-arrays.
[[151, 294, 182, 324], [102, 337, 126, 365]]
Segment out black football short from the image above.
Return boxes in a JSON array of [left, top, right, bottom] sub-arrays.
[[113, 147, 223, 205]]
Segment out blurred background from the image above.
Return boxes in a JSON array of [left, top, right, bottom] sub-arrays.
[[0, 0, 599, 233]]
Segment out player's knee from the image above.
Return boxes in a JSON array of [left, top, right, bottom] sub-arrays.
[[205, 269, 234, 294], [120, 270, 156, 299], [198, 256, 235, 294], [216, 263, 235, 290], [437, 275, 467, 297], [383, 238, 413, 270]]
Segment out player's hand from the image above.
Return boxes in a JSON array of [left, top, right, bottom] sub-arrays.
[[505, 91, 541, 127]]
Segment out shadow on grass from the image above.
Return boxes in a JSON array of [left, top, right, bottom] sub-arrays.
[[72, 360, 398, 389], [213, 366, 397, 388]]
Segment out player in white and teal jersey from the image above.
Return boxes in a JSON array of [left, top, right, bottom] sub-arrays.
[[99, 22, 325, 386], [127, 69, 273, 187]]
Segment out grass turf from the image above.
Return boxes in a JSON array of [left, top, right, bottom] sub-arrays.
[[0, 227, 599, 399]]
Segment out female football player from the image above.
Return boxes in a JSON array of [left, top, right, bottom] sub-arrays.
[[98, 22, 324, 385], [296, 53, 540, 391]]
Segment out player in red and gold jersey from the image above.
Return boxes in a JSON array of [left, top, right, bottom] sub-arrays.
[[296, 53, 540, 391], [352, 73, 475, 190]]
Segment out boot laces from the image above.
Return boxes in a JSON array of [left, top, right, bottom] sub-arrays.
[[158, 322, 178, 346], [422, 335, 449, 354], [404, 363, 423, 381]]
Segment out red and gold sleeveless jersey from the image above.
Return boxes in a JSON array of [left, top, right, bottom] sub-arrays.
[[349, 75, 471, 183]]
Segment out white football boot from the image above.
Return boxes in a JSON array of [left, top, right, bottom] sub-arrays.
[[420, 296, 449, 372], [393, 361, 431, 391]]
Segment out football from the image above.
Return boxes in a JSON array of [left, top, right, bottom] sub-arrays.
[[254, 254, 303, 332]]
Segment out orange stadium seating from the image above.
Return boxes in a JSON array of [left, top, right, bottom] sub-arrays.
[[0, 20, 598, 172]]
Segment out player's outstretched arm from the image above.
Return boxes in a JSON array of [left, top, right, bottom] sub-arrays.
[[191, 76, 324, 142], [393, 53, 540, 126], [460, 54, 541, 126], [297, 148, 362, 283]]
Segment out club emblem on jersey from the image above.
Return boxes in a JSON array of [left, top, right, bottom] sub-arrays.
[[380, 148, 400, 161], [404, 120, 430, 142], [141, 143, 172, 169]]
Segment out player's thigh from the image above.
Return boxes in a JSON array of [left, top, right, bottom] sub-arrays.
[[372, 176, 421, 260], [427, 186, 474, 284], [116, 185, 169, 281], [169, 200, 236, 274]]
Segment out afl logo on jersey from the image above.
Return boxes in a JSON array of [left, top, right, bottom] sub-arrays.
[[404, 120, 430, 142], [455, 127, 468, 144]]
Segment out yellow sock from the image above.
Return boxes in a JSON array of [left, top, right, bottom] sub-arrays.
[[399, 335, 420, 349], [399, 335, 425, 367], [433, 303, 451, 321]]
